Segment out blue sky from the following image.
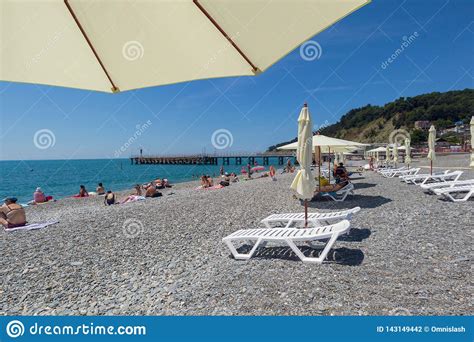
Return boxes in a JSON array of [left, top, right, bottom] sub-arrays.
[[0, 0, 473, 160]]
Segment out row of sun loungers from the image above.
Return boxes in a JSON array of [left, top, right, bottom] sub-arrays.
[[381, 166, 473, 202]]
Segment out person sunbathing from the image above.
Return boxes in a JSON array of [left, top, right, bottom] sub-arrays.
[[145, 183, 162, 198], [78, 185, 89, 197], [0, 197, 26, 229], [315, 180, 349, 194], [104, 190, 116, 205], [96, 183, 105, 195], [200, 175, 209, 188], [33, 187, 47, 204], [154, 178, 165, 189], [206, 175, 214, 187], [133, 184, 142, 196]]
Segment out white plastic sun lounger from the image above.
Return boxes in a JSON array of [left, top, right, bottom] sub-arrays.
[[434, 185, 474, 202], [321, 183, 355, 201], [261, 207, 361, 228], [394, 168, 420, 177], [420, 179, 474, 193], [223, 220, 351, 264], [379, 167, 407, 177], [400, 170, 452, 184], [383, 167, 419, 178]]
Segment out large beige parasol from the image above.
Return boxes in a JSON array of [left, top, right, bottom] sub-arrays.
[[427, 125, 436, 175], [0, 0, 370, 93], [290, 104, 315, 226]]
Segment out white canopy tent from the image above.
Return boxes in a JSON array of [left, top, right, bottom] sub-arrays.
[[278, 134, 365, 183], [0, 0, 370, 93]]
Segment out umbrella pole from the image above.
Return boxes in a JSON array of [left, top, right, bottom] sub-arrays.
[[430, 160, 433, 175], [304, 200, 308, 228], [328, 147, 331, 183], [318, 146, 321, 190]]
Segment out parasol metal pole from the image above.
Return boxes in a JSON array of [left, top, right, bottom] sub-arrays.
[[64, 0, 119, 93], [328, 147, 331, 183], [193, 0, 260, 74], [430, 160, 433, 175], [318, 146, 321, 190], [304, 200, 308, 227]]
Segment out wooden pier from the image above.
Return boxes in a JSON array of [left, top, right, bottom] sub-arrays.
[[130, 152, 294, 166]]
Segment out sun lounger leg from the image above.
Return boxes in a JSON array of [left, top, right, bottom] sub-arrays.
[[285, 233, 339, 264], [225, 238, 262, 260]]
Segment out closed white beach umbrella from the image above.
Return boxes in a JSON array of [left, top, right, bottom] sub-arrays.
[[0, 0, 370, 93], [290, 104, 315, 226], [427, 125, 436, 174], [376, 151, 379, 162], [405, 137, 412, 166], [470, 117, 474, 167], [393, 144, 398, 164]]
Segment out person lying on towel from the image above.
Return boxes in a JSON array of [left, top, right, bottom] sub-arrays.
[[0, 197, 27, 229]]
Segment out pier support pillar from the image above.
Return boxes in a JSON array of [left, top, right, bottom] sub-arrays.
[[263, 157, 269, 165]]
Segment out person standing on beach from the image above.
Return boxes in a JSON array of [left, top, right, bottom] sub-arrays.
[[286, 158, 293, 173], [269, 165, 276, 180], [0, 197, 26, 229], [220, 166, 224, 176], [247, 163, 252, 179]]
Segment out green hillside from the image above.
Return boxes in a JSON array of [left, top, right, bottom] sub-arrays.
[[268, 89, 473, 150]]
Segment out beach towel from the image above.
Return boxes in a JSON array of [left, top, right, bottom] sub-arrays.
[[4, 221, 59, 232], [120, 195, 146, 204], [195, 185, 224, 190]]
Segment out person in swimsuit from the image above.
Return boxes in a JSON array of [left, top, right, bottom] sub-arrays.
[[104, 190, 116, 205], [0, 197, 27, 229], [269, 165, 276, 180], [145, 183, 162, 198], [96, 183, 105, 195], [315, 180, 350, 194], [33, 187, 47, 204], [78, 185, 89, 197]]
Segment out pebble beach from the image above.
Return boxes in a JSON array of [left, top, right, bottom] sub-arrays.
[[1, 154, 472, 316]]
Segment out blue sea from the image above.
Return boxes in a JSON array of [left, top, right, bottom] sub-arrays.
[[0, 158, 293, 204]]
